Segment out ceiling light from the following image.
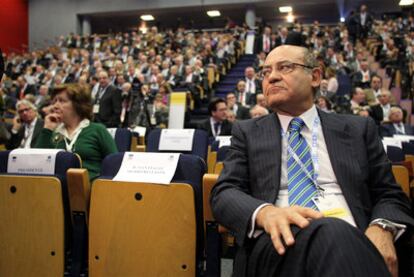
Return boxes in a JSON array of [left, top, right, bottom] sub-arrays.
[[287, 13, 294, 23], [140, 14, 154, 21], [279, 6, 293, 13], [207, 10, 221, 17]]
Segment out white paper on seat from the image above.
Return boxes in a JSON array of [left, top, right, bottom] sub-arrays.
[[382, 138, 402, 152], [216, 136, 232, 148], [158, 129, 195, 151], [7, 148, 64, 175], [132, 126, 147, 137], [113, 152, 180, 184], [107, 128, 117, 139]]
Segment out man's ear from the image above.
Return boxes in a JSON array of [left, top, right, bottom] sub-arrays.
[[311, 67, 322, 89]]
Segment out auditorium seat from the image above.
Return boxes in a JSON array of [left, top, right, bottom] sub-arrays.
[[214, 145, 230, 174], [89, 152, 206, 276], [108, 128, 132, 152], [0, 150, 86, 276], [392, 165, 410, 197], [387, 145, 405, 163], [146, 128, 209, 162]]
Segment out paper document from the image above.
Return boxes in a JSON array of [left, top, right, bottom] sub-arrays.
[[7, 148, 63, 175], [113, 152, 180, 184], [159, 129, 195, 151]]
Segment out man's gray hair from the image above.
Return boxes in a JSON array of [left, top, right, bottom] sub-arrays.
[[302, 48, 319, 69], [16, 99, 37, 112]]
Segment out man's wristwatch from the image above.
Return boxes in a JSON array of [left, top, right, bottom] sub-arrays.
[[370, 219, 398, 237]]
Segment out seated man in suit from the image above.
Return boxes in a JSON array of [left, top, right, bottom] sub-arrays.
[[381, 106, 414, 137], [198, 98, 232, 138], [6, 99, 44, 149], [226, 92, 250, 120], [211, 42, 413, 277], [369, 89, 394, 125], [364, 75, 396, 106]]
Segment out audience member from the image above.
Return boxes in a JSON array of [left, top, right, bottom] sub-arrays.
[[199, 98, 232, 137], [381, 106, 414, 137], [226, 92, 250, 120], [5, 99, 44, 150], [35, 84, 117, 181]]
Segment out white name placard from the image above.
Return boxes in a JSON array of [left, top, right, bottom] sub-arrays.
[[107, 128, 117, 139], [113, 152, 180, 184], [382, 137, 402, 152], [132, 126, 147, 137], [216, 136, 232, 148], [158, 129, 195, 151], [7, 148, 63, 175], [393, 135, 414, 141]]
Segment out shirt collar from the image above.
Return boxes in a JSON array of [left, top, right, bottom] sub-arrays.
[[55, 119, 90, 140], [277, 105, 318, 132], [26, 117, 37, 129]]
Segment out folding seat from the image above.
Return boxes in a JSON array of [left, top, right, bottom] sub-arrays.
[[146, 128, 209, 162], [108, 128, 132, 152], [0, 150, 87, 276], [402, 141, 414, 156], [391, 165, 410, 197], [207, 140, 220, 173], [214, 145, 230, 174], [387, 145, 405, 163], [89, 152, 206, 276]]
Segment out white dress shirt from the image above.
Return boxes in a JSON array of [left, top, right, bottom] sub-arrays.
[[249, 106, 406, 239]]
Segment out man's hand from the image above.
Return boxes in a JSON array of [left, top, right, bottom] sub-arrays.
[[256, 205, 323, 255], [365, 225, 398, 277], [12, 115, 21, 132]]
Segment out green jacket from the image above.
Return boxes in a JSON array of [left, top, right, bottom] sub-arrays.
[[35, 122, 118, 181]]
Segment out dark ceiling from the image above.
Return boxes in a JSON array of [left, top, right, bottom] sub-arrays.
[[85, 0, 406, 34]]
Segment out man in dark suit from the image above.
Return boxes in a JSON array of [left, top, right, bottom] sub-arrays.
[[93, 71, 122, 127], [6, 100, 44, 149], [356, 4, 374, 40], [381, 106, 414, 137], [255, 26, 273, 54], [369, 89, 394, 125], [198, 98, 232, 137], [14, 76, 36, 100], [244, 67, 262, 96], [226, 92, 250, 120], [211, 43, 413, 277]]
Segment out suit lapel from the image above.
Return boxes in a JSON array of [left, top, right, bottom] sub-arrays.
[[318, 111, 365, 228], [30, 119, 43, 147], [255, 114, 281, 202]]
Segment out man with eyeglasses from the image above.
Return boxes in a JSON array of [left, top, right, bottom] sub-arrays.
[[5, 99, 44, 149], [211, 40, 413, 277]]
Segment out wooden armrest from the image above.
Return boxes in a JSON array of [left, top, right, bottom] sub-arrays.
[[67, 168, 90, 224], [136, 145, 146, 152], [207, 151, 217, 174]]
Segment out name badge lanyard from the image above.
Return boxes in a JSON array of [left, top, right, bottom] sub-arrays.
[[95, 86, 108, 105], [282, 117, 324, 197], [212, 122, 221, 137]]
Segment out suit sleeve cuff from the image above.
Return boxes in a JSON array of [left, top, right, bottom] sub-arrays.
[[248, 203, 272, 239]]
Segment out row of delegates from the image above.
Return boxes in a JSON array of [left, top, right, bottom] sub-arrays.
[[35, 84, 117, 181]]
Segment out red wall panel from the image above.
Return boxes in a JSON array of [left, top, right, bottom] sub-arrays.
[[0, 0, 28, 54]]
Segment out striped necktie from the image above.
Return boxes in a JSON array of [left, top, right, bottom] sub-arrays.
[[287, 117, 318, 209]]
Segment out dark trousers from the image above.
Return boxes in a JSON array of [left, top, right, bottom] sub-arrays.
[[246, 217, 390, 277]]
